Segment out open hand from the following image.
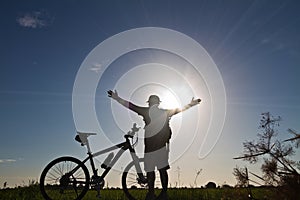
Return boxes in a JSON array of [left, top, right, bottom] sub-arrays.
[[107, 90, 119, 100]]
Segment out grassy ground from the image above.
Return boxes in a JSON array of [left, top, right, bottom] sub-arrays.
[[0, 186, 281, 200]]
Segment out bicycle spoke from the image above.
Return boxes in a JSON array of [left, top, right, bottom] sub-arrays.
[[40, 157, 89, 200], [53, 165, 63, 176], [46, 171, 59, 182]]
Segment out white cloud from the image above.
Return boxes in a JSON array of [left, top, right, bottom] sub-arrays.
[[0, 159, 17, 164], [17, 11, 52, 28], [89, 62, 103, 73], [261, 38, 270, 44]]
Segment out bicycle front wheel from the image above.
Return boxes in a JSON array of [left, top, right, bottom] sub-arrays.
[[122, 158, 162, 200], [40, 156, 90, 200]]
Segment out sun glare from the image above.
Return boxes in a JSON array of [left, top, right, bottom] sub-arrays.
[[160, 90, 181, 109]]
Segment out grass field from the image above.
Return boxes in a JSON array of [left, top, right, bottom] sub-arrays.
[[0, 185, 282, 200]]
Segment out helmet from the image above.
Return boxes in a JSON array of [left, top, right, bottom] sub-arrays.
[[147, 95, 161, 104]]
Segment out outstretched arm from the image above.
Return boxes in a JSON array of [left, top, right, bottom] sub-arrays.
[[171, 97, 201, 115], [107, 90, 130, 108]]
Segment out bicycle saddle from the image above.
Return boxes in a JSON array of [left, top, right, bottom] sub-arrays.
[[75, 132, 96, 146]]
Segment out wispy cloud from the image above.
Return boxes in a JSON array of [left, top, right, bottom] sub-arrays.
[[88, 62, 103, 73], [16, 11, 52, 28], [0, 159, 17, 164], [261, 38, 270, 44], [261, 38, 288, 52]]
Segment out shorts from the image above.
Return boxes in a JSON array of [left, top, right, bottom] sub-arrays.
[[144, 144, 170, 172]]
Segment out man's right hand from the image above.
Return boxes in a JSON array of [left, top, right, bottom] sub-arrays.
[[107, 90, 119, 100]]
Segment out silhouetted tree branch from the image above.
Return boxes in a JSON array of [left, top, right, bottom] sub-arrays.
[[234, 112, 300, 199]]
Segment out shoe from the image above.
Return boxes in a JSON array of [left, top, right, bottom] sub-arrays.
[[157, 191, 168, 200], [145, 192, 157, 200]]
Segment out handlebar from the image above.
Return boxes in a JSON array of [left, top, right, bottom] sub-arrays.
[[125, 123, 140, 139]]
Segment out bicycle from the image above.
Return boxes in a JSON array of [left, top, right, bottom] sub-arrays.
[[39, 123, 161, 200]]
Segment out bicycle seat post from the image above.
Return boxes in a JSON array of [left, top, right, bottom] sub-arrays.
[[86, 138, 92, 153], [76, 132, 96, 154]]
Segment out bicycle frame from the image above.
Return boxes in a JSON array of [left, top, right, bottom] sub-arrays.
[[40, 123, 150, 200], [75, 133, 144, 185]]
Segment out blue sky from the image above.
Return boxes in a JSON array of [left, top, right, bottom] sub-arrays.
[[1, 0, 300, 188]]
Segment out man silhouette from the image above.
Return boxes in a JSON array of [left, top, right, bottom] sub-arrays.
[[107, 90, 201, 200]]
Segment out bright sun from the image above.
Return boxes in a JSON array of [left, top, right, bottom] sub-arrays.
[[159, 90, 181, 109]]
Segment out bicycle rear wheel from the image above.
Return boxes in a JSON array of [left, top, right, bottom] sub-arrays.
[[40, 156, 90, 200], [122, 158, 162, 200]]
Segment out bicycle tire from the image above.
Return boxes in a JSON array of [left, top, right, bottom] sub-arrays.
[[40, 156, 90, 200], [122, 158, 162, 200]]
